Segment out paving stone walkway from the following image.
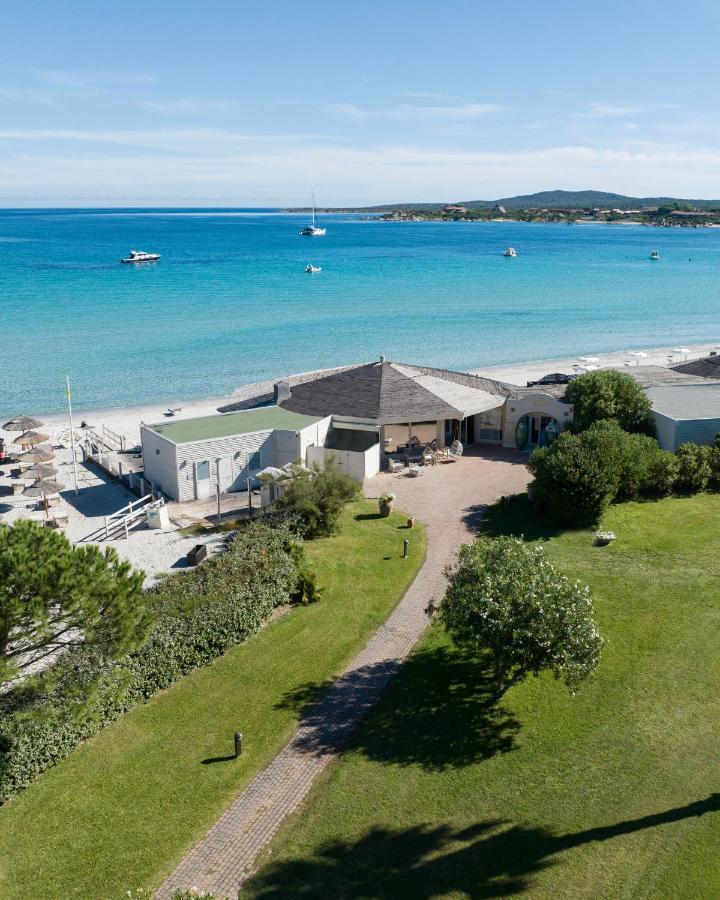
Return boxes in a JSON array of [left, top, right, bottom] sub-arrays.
[[155, 448, 529, 899]]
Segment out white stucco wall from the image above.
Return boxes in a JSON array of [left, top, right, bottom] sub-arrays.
[[651, 412, 678, 451], [502, 393, 574, 448]]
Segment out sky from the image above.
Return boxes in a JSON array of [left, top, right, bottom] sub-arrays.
[[2, 0, 720, 206]]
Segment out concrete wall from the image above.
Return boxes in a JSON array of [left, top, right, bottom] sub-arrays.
[[651, 412, 678, 451], [306, 443, 381, 481], [674, 418, 720, 449], [502, 393, 574, 448]]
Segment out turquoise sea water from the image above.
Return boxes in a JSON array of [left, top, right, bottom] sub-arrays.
[[1, 208, 720, 415]]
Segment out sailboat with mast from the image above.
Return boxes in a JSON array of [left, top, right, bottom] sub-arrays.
[[299, 190, 326, 236]]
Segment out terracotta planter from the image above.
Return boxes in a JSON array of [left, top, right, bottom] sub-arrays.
[[379, 500, 394, 517], [407, 516, 415, 528]]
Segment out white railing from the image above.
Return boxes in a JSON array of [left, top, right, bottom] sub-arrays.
[[104, 494, 158, 540]]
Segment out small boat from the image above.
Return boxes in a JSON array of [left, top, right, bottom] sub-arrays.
[[121, 249, 160, 263], [650, 250, 660, 260], [299, 190, 326, 236], [503, 246, 518, 257], [305, 264, 322, 273]]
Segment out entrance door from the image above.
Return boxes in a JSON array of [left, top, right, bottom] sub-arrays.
[[195, 459, 211, 499]]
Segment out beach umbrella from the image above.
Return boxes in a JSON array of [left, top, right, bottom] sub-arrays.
[[15, 430, 49, 447], [578, 356, 600, 364], [18, 463, 58, 479], [11, 445, 56, 463], [628, 351, 648, 366], [23, 479, 64, 497], [673, 347, 690, 360], [2, 415, 44, 432]]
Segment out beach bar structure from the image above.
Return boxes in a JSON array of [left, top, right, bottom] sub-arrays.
[[141, 407, 331, 501], [275, 359, 574, 456]]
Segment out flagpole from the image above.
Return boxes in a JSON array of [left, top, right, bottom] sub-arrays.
[[66, 375, 79, 495]]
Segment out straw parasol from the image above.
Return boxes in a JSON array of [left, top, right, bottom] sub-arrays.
[[11, 445, 56, 463], [20, 463, 58, 479], [2, 415, 44, 432], [23, 479, 65, 498], [15, 430, 50, 447]]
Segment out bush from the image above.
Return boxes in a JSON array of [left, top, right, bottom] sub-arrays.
[[277, 458, 359, 538], [528, 423, 624, 526], [439, 536, 603, 695], [647, 450, 680, 496], [0, 520, 303, 804], [565, 369, 653, 433], [675, 443, 711, 493]]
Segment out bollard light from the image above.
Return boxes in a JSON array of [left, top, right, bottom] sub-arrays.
[[234, 731, 243, 757], [403, 538, 409, 559]]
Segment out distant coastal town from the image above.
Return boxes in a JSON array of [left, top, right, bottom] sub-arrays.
[[295, 189, 720, 227]]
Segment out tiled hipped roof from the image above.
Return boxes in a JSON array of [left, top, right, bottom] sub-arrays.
[[279, 360, 512, 421]]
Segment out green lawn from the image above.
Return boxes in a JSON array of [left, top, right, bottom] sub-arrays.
[[0, 501, 426, 900], [244, 493, 720, 899]]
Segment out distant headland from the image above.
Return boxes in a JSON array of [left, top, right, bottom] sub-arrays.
[[290, 190, 720, 227]]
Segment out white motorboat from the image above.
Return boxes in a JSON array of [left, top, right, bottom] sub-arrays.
[[299, 190, 326, 236], [121, 249, 160, 263], [650, 250, 660, 260], [305, 264, 322, 273], [503, 246, 518, 257]]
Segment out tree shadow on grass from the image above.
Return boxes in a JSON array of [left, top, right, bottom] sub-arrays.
[[476, 495, 570, 543], [246, 794, 720, 899], [276, 646, 519, 771]]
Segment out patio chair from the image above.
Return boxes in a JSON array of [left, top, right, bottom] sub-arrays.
[[449, 440, 464, 458], [387, 457, 404, 474], [408, 463, 425, 477], [422, 447, 437, 466]]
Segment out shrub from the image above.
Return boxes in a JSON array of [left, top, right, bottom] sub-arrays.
[[647, 450, 679, 496], [0, 520, 303, 804], [675, 443, 712, 493], [277, 458, 359, 538], [565, 369, 653, 433], [439, 536, 603, 696], [528, 423, 624, 525]]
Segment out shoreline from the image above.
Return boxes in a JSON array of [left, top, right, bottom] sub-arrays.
[[25, 341, 719, 446]]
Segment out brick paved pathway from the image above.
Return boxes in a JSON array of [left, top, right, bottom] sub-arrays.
[[156, 448, 528, 899]]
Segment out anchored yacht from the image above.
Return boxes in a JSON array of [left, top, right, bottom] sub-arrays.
[[299, 190, 326, 236], [121, 249, 160, 263], [503, 246, 518, 257], [305, 264, 322, 273]]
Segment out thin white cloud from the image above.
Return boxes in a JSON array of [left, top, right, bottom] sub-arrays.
[[583, 103, 643, 118], [35, 69, 157, 88], [326, 101, 504, 120], [134, 97, 235, 116], [0, 86, 56, 106], [4, 140, 720, 204]]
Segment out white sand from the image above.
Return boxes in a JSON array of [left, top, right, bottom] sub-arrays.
[[471, 342, 720, 385]]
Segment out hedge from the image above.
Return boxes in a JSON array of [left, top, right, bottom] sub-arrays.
[[0, 519, 301, 804]]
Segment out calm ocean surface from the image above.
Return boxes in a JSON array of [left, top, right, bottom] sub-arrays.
[[1, 208, 720, 415]]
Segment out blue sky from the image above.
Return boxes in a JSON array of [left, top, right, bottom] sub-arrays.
[[2, 0, 720, 205]]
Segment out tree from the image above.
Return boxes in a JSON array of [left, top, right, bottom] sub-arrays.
[[277, 457, 359, 538], [0, 520, 150, 691], [439, 537, 603, 697], [565, 369, 653, 433]]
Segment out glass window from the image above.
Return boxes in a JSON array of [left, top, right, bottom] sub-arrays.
[[248, 451, 262, 471]]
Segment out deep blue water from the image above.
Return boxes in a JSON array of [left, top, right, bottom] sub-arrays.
[[1, 208, 719, 415]]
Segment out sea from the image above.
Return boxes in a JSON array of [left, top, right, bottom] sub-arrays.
[[1, 208, 720, 416]]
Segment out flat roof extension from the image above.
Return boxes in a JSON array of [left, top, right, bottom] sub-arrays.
[[146, 407, 324, 444], [647, 382, 720, 421]]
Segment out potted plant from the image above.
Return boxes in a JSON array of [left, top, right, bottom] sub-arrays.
[[378, 491, 396, 517]]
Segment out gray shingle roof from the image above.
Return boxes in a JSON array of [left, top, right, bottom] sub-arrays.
[[647, 382, 720, 420], [671, 354, 720, 379], [279, 360, 512, 421]]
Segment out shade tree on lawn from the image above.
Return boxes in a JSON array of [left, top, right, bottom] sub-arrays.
[[438, 536, 603, 698]]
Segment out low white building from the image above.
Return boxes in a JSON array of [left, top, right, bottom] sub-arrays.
[[647, 383, 720, 450], [141, 407, 331, 501]]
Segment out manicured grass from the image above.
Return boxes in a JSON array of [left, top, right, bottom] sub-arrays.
[[245, 493, 720, 899], [0, 501, 426, 900]]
